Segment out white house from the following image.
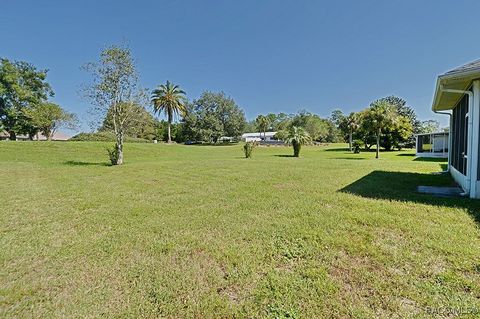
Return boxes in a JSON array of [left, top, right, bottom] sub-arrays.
[[241, 132, 277, 142], [431, 58, 480, 198], [0, 130, 70, 141]]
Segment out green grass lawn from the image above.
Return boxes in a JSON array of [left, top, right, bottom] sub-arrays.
[[1, 142, 480, 318]]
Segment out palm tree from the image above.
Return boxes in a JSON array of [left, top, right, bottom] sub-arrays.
[[346, 112, 360, 152], [367, 100, 397, 159], [151, 81, 187, 143], [284, 126, 311, 157], [255, 115, 270, 140]]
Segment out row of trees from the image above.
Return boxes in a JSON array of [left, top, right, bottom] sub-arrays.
[[82, 44, 441, 164], [249, 111, 342, 143], [0, 59, 77, 140], [331, 96, 443, 158], [3, 44, 445, 164]]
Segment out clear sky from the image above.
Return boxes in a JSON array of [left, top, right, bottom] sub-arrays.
[[2, 0, 480, 132]]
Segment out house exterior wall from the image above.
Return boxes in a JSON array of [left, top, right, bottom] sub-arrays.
[[448, 81, 480, 198]]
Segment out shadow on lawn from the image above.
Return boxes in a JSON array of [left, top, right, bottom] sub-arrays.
[[340, 170, 480, 224], [332, 157, 366, 160], [63, 160, 110, 167], [324, 147, 351, 152], [274, 154, 296, 158]]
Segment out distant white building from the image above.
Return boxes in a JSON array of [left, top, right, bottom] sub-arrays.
[[0, 130, 70, 141], [241, 132, 277, 142], [415, 132, 449, 158]]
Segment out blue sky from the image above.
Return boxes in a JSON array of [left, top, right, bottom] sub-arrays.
[[2, 0, 480, 132]]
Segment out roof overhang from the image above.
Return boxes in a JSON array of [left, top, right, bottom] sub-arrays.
[[432, 68, 480, 111]]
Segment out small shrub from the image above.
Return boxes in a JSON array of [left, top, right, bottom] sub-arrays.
[[352, 139, 363, 153], [243, 141, 257, 158], [107, 144, 120, 165]]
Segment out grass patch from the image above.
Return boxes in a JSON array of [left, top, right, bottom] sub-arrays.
[[1, 142, 480, 317]]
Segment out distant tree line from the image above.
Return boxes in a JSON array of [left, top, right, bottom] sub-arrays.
[[330, 96, 444, 156], [247, 111, 343, 143], [2, 44, 446, 164]]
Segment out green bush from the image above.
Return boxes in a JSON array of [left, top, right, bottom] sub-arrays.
[[243, 141, 257, 158], [71, 132, 150, 143]]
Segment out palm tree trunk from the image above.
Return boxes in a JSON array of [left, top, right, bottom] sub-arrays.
[[167, 122, 172, 143], [167, 111, 173, 143], [293, 141, 301, 157], [376, 128, 380, 159], [349, 130, 353, 152]]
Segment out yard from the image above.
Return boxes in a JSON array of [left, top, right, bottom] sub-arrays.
[[1, 142, 480, 318]]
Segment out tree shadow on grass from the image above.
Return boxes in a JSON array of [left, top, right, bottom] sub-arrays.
[[63, 160, 110, 167], [185, 143, 240, 147], [332, 157, 366, 160], [274, 154, 296, 158], [324, 147, 351, 152], [397, 153, 416, 157], [340, 170, 480, 225]]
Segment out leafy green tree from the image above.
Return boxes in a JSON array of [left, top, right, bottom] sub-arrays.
[[291, 111, 339, 142], [381, 115, 413, 151], [0, 58, 53, 140], [284, 126, 311, 157], [254, 112, 292, 133], [26, 102, 78, 140], [272, 112, 292, 131], [330, 109, 346, 128], [83, 45, 144, 165], [362, 100, 398, 158], [419, 120, 441, 134], [151, 81, 187, 143], [244, 119, 257, 133], [292, 112, 327, 141], [100, 102, 156, 140], [185, 91, 246, 143], [374, 96, 418, 148]]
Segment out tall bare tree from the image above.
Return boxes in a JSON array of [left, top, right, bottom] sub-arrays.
[[82, 45, 144, 165]]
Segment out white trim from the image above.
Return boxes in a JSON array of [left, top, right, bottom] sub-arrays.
[[415, 153, 448, 158], [450, 165, 468, 192], [472, 80, 480, 198]]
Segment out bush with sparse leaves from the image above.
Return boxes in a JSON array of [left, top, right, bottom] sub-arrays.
[[107, 144, 120, 165], [243, 141, 257, 158]]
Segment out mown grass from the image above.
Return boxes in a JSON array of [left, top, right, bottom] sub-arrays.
[[1, 141, 480, 318]]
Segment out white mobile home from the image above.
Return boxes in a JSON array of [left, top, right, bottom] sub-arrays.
[[241, 132, 277, 142]]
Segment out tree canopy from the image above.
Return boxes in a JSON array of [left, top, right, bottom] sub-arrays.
[[0, 58, 54, 139], [26, 102, 78, 140], [183, 91, 246, 142], [100, 102, 156, 141]]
